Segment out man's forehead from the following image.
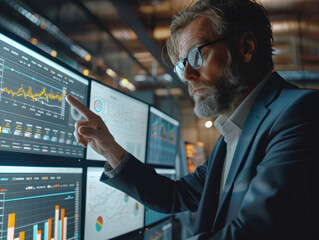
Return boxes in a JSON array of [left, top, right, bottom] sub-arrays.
[[178, 16, 216, 58]]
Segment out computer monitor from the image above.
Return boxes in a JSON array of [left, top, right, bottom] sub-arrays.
[[146, 107, 179, 167], [144, 168, 175, 227], [0, 165, 82, 240], [143, 218, 173, 240], [0, 31, 89, 158], [86, 80, 149, 162], [185, 142, 207, 173], [85, 167, 144, 239]]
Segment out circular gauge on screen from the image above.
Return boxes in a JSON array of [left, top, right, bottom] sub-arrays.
[[93, 98, 103, 113]]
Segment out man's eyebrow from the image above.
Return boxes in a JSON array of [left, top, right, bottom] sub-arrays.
[[179, 39, 208, 60]]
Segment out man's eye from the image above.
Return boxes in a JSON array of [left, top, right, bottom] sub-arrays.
[[200, 48, 208, 57]]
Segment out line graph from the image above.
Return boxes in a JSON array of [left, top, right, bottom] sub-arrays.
[[85, 168, 144, 240], [0, 61, 66, 118], [1, 85, 63, 108]]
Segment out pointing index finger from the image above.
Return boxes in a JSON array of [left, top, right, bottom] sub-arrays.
[[66, 95, 95, 119]]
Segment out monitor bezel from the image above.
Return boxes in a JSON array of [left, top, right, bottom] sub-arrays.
[[0, 26, 90, 165]]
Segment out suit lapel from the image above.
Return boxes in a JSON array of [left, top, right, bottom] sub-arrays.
[[213, 72, 285, 227]]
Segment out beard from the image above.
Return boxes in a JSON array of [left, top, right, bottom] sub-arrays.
[[191, 59, 251, 119]]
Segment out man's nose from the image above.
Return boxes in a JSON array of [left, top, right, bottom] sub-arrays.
[[183, 62, 200, 82]]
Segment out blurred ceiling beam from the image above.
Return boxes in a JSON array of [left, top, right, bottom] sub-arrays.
[[71, 0, 152, 76], [109, 0, 189, 96]]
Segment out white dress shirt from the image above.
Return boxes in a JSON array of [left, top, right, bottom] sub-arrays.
[[214, 73, 271, 193]]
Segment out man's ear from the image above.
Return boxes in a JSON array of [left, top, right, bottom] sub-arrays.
[[238, 32, 257, 63]]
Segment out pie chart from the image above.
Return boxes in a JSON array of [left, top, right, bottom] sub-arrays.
[[93, 98, 103, 113], [133, 202, 139, 216], [96, 216, 103, 232]]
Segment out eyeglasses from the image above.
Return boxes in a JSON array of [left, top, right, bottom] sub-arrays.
[[174, 37, 226, 81]]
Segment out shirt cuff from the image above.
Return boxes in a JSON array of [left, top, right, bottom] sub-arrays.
[[103, 151, 130, 178]]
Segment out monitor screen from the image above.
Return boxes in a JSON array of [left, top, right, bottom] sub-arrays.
[[0, 32, 89, 158], [87, 80, 148, 162], [144, 169, 175, 226], [146, 107, 179, 167], [0, 165, 82, 240], [185, 142, 207, 173], [143, 218, 173, 240], [85, 167, 144, 239]]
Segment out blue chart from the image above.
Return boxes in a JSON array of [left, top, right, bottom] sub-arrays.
[[85, 168, 144, 240], [146, 108, 179, 166]]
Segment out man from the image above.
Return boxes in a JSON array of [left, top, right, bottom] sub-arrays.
[[67, 0, 319, 239]]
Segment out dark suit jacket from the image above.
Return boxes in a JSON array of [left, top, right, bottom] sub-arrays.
[[100, 72, 319, 240]]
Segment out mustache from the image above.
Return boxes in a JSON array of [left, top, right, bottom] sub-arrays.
[[188, 83, 215, 96]]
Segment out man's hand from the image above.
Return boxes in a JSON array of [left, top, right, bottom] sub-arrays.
[[66, 95, 125, 168]]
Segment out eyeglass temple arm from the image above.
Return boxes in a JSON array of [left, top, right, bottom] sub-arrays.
[[198, 37, 227, 50]]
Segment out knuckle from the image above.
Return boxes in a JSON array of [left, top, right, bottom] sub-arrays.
[[96, 115, 103, 122]]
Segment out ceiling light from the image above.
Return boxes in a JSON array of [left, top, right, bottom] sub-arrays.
[[51, 50, 57, 57], [29, 37, 38, 45], [106, 69, 117, 78], [83, 69, 89, 76], [121, 78, 129, 86], [85, 54, 91, 62], [205, 121, 213, 128], [127, 82, 136, 91]]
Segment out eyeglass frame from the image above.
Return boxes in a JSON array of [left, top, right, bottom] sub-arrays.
[[174, 37, 227, 81]]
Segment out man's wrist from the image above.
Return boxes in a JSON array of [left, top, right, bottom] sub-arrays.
[[102, 142, 126, 169], [103, 151, 131, 178]]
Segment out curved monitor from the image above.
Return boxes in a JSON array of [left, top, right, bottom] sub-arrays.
[[185, 142, 207, 173], [0, 32, 89, 159], [0, 165, 82, 240], [146, 107, 179, 167], [87, 80, 148, 162], [85, 167, 144, 239]]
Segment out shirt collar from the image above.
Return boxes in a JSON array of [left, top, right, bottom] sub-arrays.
[[214, 72, 272, 137]]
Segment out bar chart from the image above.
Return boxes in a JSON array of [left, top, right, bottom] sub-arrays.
[[0, 166, 82, 240], [6, 205, 67, 240]]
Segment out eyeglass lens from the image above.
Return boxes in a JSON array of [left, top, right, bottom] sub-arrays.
[[188, 49, 202, 69], [174, 48, 203, 81]]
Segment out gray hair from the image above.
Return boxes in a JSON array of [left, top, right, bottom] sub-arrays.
[[166, 0, 274, 75]]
